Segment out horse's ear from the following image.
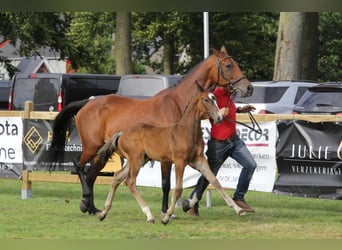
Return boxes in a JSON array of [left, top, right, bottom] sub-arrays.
[[220, 45, 228, 55], [211, 48, 219, 56]]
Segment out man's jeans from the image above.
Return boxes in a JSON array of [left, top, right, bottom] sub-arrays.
[[190, 135, 257, 201]]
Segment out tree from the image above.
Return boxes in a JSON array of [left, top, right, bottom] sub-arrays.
[[318, 12, 342, 81], [0, 12, 72, 78], [66, 12, 116, 74], [273, 12, 319, 81], [115, 12, 133, 75]]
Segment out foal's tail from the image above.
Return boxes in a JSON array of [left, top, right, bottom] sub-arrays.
[[98, 132, 123, 165], [41, 99, 90, 169]]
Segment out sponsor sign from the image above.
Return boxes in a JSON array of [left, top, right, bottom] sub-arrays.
[[274, 120, 342, 199], [0, 117, 23, 178]]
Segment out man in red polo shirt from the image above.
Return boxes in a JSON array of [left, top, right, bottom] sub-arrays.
[[183, 85, 257, 216]]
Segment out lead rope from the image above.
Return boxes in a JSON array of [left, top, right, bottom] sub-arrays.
[[223, 93, 262, 134]]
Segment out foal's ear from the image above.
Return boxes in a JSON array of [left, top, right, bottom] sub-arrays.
[[208, 84, 216, 92], [212, 48, 220, 56]]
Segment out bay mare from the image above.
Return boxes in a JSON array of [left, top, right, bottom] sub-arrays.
[[96, 84, 245, 224], [45, 46, 253, 215]]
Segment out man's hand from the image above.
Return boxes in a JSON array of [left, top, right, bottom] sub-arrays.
[[239, 105, 256, 113], [220, 107, 229, 116]]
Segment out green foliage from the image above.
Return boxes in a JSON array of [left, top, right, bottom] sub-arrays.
[[1, 12, 341, 80], [318, 12, 342, 81], [66, 12, 116, 74]]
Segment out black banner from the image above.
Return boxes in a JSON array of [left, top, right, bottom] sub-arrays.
[[22, 119, 87, 172], [274, 120, 342, 199]]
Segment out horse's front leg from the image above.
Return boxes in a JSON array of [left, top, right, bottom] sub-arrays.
[[193, 158, 245, 216], [160, 161, 172, 214], [161, 163, 185, 225]]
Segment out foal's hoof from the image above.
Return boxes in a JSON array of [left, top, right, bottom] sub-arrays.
[[161, 217, 170, 225], [238, 209, 246, 216], [97, 211, 106, 221], [182, 199, 191, 212], [147, 218, 155, 224]]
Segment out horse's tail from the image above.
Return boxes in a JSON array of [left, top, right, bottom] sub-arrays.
[[98, 131, 123, 165], [42, 99, 90, 169]]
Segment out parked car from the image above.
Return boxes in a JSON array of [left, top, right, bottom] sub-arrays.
[[9, 73, 121, 111], [117, 74, 183, 99], [0, 80, 10, 110], [235, 80, 318, 114], [292, 82, 342, 115]]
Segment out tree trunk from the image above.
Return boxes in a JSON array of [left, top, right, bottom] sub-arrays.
[[115, 12, 133, 75], [162, 35, 174, 74]]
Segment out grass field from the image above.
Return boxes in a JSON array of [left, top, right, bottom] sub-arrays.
[[0, 176, 341, 239]]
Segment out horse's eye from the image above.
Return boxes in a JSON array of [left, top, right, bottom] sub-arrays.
[[225, 63, 232, 69]]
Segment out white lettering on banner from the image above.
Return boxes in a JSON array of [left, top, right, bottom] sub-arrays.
[[291, 165, 342, 175], [46, 143, 83, 152], [136, 121, 277, 193], [289, 144, 332, 160], [0, 117, 23, 163]]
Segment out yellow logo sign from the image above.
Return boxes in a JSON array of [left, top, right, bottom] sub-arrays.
[[24, 126, 43, 154]]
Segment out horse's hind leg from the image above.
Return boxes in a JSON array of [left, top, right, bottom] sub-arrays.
[[76, 150, 103, 215], [160, 161, 172, 214], [161, 162, 185, 225], [73, 154, 93, 214], [97, 164, 129, 221]]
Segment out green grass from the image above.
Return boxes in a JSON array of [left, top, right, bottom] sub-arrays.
[[0, 177, 341, 239]]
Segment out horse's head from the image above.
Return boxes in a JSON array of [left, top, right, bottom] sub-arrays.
[[198, 88, 223, 124], [211, 46, 253, 98]]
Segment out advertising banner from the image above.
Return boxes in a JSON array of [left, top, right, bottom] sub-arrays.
[[136, 121, 278, 193], [23, 119, 82, 171], [0, 117, 23, 178], [274, 120, 342, 199]]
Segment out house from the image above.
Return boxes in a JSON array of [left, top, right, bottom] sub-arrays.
[[0, 39, 67, 80]]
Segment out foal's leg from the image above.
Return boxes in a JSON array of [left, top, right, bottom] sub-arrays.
[[191, 158, 245, 216], [97, 164, 130, 221], [125, 161, 155, 223], [161, 162, 185, 225]]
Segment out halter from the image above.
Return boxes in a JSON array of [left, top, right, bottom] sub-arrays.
[[216, 55, 247, 92]]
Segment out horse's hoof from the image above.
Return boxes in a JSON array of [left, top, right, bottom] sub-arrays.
[[80, 200, 88, 213], [88, 207, 101, 215], [182, 199, 190, 212]]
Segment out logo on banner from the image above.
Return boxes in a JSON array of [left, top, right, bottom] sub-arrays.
[[24, 126, 43, 154]]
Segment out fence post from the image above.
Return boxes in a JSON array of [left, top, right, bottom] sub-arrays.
[[21, 170, 32, 199], [21, 101, 33, 199]]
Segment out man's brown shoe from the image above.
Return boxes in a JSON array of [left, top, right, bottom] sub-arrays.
[[234, 199, 255, 213]]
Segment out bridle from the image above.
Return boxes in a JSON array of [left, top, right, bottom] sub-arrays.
[[216, 55, 247, 93], [215, 55, 262, 134]]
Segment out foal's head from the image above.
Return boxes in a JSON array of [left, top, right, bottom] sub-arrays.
[[198, 90, 223, 124]]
